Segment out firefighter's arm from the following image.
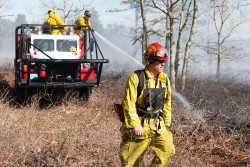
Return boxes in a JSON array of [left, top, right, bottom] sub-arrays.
[[163, 77, 172, 127], [89, 20, 93, 30], [122, 73, 141, 128]]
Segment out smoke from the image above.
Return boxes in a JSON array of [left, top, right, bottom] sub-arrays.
[[95, 32, 205, 122]]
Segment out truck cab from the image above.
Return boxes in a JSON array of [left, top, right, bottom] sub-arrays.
[[30, 34, 80, 59]]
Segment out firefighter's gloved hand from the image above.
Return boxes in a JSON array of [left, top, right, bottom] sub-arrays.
[[79, 32, 85, 37], [91, 29, 95, 32]]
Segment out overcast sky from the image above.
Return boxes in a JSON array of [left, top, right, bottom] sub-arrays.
[[2, 0, 250, 74], [4, 0, 135, 27], [4, 0, 250, 38]]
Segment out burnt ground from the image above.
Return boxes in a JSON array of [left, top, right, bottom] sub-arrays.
[[0, 68, 249, 166]]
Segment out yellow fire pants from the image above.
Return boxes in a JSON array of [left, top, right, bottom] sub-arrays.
[[120, 130, 175, 167]]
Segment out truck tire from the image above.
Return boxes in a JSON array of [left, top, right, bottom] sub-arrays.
[[79, 87, 92, 100], [14, 86, 29, 105]]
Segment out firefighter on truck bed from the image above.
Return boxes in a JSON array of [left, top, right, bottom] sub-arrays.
[[43, 8, 67, 35]]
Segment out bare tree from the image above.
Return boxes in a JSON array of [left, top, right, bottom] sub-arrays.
[[175, 0, 193, 81], [205, 0, 248, 79], [152, 0, 197, 91], [180, 0, 198, 92], [40, 0, 90, 24], [152, 0, 180, 90], [140, 0, 149, 65]]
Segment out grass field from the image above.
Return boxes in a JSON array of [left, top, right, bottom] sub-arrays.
[[0, 67, 249, 166]]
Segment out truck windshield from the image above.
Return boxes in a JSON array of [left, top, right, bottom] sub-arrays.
[[33, 39, 54, 51], [57, 39, 77, 52]]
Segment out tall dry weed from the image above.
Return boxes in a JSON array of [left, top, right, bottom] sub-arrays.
[[0, 69, 249, 166]]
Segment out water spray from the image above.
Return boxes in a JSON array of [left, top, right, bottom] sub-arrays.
[[95, 32, 144, 68], [172, 89, 192, 112], [95, 31, 203, 121]]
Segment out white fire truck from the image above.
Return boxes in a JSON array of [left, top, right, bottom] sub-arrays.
[[14, 24, 109, 100]]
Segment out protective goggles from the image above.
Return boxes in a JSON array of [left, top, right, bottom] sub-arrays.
[[156, 59, 165, 63], [155, 48, 169, 60]]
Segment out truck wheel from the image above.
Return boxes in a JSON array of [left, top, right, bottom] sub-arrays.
[[14, 86, 31, 105], [79, 87, 92, 100], [14, 86, 25, 105]]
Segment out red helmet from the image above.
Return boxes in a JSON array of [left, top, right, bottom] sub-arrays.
[[144, 42, 169, 61]]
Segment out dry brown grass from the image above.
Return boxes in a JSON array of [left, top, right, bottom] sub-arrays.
[[0, 67, 249, 166]]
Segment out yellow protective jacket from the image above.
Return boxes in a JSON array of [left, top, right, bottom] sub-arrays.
[[43, 13, 66, 35], [122, 67, 172, 138], [74, 17, 92, 35]]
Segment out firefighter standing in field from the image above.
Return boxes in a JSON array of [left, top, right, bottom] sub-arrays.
[[43, 8, 66, 35], [74, 10, 93, 35], [120, 42, 175, 167]]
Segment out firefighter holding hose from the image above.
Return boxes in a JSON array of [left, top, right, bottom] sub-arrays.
[[120, 42, 175, 166], [74, 10, 93, 35]]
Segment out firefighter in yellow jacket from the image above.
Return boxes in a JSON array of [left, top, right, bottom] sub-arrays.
[[74, 10, 93, 35], [120, 42, 175, 167], [43, 8, 66, 35]]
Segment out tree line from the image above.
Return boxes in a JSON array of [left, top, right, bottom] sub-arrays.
[[0, 0, 249, 91], [121, 0, 249, 91]]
